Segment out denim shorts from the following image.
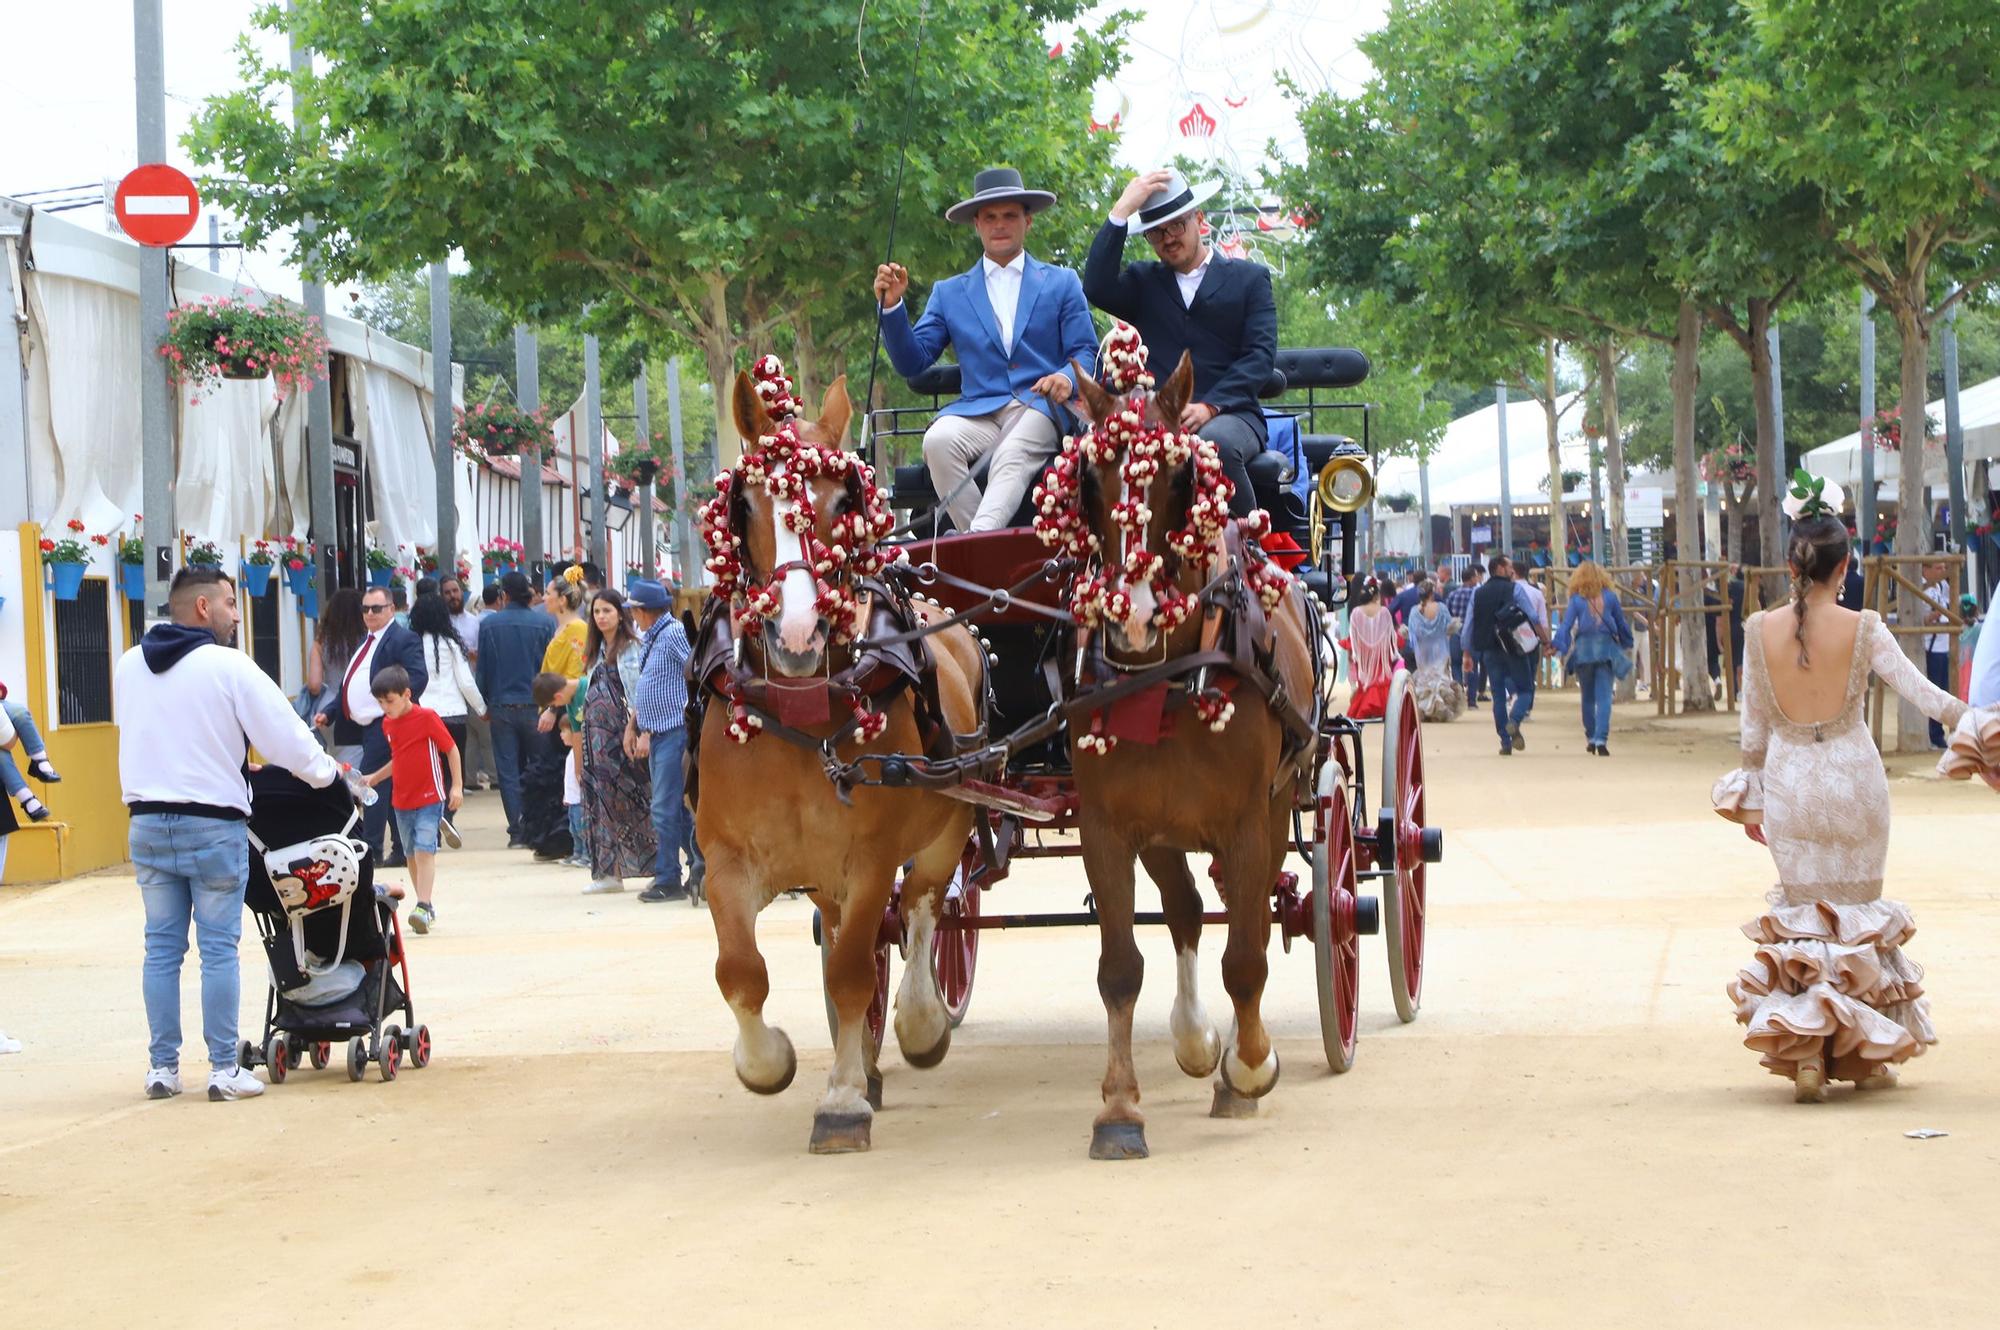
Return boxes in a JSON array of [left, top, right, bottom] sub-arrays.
[[393, 802, 444, 855]]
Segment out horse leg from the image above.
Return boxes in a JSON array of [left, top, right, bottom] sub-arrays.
[[709, 849, 796, 1096], [893, 819, 966, 1070], [811, 865, 894, 1154], [1083, 820, 1148, 1160], [809, 892, 881, 1110], [1215, 822, 1281, 1100], [1139, 848, 1221, 1082]]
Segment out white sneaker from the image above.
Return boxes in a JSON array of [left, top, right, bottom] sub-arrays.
[[0, 1031, 22, 1055], [206, 1067, 266, 1101], [145, 1066, 182, 1099], [582, 878, 625, 895]]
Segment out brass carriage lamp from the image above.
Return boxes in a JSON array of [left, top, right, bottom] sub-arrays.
[[1316, 440, 1375, 515]]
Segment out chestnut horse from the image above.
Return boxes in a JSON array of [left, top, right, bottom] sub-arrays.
[[693, 359, 984, 1154], [1049, 330, 1319, 1160]]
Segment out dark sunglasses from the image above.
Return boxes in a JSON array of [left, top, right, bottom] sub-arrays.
[[362, 601, 392, 613]]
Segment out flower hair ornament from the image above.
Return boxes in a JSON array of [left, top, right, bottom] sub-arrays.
[[1031, 322, 1293, 750], [695, 355, 900, 744], [562, 564, 585, 587], [1783, 467, 1844, 521]]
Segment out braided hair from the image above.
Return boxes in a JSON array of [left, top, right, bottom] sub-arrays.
[[1788, 514, 1851, 667]]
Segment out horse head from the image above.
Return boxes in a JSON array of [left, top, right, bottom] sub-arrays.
[[699, 356, 894, 682], [1035, 323, 1236, 660]]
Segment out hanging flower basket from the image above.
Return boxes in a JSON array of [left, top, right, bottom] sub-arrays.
[[40, 520, 105, 601], [161, 295, 329, 405], [240, 561, 272, 597], [300, 585, 319, 620], [184, 536, 226, 568], [454, 402, 557, 466], [119, 561, 146, 600], [480, 537, 524, 584]]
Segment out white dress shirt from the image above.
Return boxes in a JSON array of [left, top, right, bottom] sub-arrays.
[[343, 631, 385, 725], [1106, 213, 1212, 307], [981, 251, 1025, 353]]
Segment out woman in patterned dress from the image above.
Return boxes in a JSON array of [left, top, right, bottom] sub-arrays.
[[577, 589, 656, 894]]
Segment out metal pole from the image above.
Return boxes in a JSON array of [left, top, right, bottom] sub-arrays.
[[667, 355, 694, 586], [514, 325, 543, 584], [1496, 383, 1514, 557], [206, 214, 219, 273], [135, 0, 176, 620], [1944, 301, 1968, 552], [290, 4, 338, 592], [634, 364, 656, 582], [429, 260, 455, 570], [1767, 320, 1788, 558], [584, 333, 607, 574], [1417, 454, 1433, 567], [1588, 442, 1605, 564], [1860, 288, 1877, 547]]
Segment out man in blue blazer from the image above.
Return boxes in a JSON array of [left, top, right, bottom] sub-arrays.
[[1084, 169, 1278, 515], [876, 167, 1100, 532], [313, 583, 429, 865]]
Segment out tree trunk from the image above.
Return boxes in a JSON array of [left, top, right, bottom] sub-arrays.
[[1599, 341, 1639, 701], [701, 274, 742, 467], [1671, 299, 1715, 712], [1892, 264, 1934, 753], [1747, 297, 1784, 603], [1544, 337, 1567, 567]]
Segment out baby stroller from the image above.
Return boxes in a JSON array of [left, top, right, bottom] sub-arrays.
[[237, 767, 431, 1083]]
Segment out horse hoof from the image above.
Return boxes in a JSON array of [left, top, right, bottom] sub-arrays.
[[1175, 1026, 1222, 1079], [809, 1111, 873, 1154], [865, 1071, 884, 1111], [1220, 1047, 1280, 1100], [1089, 1121, 1150, 1161], [735, 1028, 797, 1096], [1209, 1081, 1260, 1119], [900, 1023, 951, 1071]]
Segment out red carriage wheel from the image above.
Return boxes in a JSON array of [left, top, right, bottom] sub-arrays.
[[933, 847, 981, 1029], [1311, 765, 1361, 1073], [818, 910, 891, 1060], [1380, 673, 1430, 1023]]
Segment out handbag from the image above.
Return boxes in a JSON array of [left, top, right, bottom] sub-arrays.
[[1494, 601, 1539, 657]]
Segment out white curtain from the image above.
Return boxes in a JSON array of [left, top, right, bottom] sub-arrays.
[[351, 361, 433, 561], [176, 378, 277, 545], [24, 274, 141, 533], [273, 390, 309, 539]]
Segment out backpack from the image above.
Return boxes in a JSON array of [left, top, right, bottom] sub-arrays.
[[1494, 599, 1540, 657]]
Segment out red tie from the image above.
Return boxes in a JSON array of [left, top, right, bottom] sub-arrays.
[[343, 634, 377, 708]]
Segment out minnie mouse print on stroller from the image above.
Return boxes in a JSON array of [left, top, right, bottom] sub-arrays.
[[236, 766, 432, 1083]]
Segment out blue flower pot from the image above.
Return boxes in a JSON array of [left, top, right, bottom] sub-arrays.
[[46, 560, 86, 601], [240, 561, 273, 598], [300, 586, 319, 620], [119, 561, 146, 600], [368, 566, 394, 589], [285, 564, 314, 597]]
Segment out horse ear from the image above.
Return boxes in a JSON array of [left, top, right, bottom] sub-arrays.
[[731, 370, 772, 443], [816, 374, 853, 444], [1072, 359, 1114, 427], [1154, 351, 1195, 427]]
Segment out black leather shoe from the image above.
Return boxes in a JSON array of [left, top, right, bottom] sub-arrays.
[[638, 883, 689, 903], [27, 757, 60, 783]]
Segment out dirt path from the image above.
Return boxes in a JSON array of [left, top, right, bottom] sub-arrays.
[[4, 699, 1997, 1327]]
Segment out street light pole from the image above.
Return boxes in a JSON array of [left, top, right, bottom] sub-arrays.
[[429, 261, 455, 569], [635, 364, 656, 582], [288, 2, 339, 593], [515, 326, 543, 583], [134, 0, 176, 619], [584, 333, 607, 574]]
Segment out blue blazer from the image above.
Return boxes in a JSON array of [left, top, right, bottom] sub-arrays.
[[1083, 221, 1277, 442], [331, 622, 429, 730], [879, 255, 1100, 428]]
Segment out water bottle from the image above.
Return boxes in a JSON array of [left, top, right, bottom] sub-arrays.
[[341, 763, 379, 807]]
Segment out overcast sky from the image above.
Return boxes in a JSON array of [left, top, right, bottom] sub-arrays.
[[0, 0, 1384, 300]]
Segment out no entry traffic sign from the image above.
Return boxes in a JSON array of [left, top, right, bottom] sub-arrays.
[[113, 164, 200, 247]]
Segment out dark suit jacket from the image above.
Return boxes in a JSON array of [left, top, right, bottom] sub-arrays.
[[1465, 578, 1520, 657], [1082, 220, 1277, 440], [329, 622, 429, 741]]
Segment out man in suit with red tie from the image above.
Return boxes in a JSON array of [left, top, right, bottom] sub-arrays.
[[315, 584, 429, 865], [1083, 169, 1278, 516]]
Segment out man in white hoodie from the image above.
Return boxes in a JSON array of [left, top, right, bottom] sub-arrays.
[[115, 565, 342, 1102]]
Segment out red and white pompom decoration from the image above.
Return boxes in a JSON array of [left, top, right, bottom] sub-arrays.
[[727, 700, 765, 744], [1077, 715, 1119, 756], [1192, 689, 1236, 733], [1099, 322, 1155, 394], [850, 699, 889, 744]]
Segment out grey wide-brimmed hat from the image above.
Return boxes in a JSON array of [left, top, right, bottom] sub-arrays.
[[944, 167, 1057, 225], [1129, 170, 1223, 234]]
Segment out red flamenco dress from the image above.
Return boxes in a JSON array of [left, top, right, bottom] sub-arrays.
[[1341, 603, 1402, 720]]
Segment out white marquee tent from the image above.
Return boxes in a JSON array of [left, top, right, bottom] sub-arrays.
[[1801, 374, 2000, 491]]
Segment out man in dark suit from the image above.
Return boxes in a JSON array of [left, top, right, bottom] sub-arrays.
[[1463, 554, 1544, 756], [315, 584, 428, 864], [1083, 168, 1278, 515]]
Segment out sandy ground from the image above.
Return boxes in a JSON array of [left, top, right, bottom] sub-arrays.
[[5, 694, 1999, 1328]]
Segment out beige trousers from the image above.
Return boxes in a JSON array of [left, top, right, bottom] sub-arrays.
[[921, 400, 1061, 532]]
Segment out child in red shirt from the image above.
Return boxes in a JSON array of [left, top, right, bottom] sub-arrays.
[[364, 665, 462, 933]]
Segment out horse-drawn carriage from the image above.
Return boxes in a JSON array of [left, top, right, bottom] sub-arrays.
[[688, 333, 1442, 1156]]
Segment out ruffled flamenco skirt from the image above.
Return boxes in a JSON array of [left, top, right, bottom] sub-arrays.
[[1345, 675, 1390, 720], [1410, 665, 1463, 723], [1726, 893, 1936, 1084]]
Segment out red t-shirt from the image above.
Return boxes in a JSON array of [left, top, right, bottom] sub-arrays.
[[381, 705, 456, 810]]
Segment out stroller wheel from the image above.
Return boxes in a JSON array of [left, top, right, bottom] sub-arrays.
[[346, 1038, 368, 1082], [265, 1034, 290, 1085], [408, 1024, 432, 1069], [310, 1041, 332, 1071], [379, 1024, 402, 1082], [237, 1039, 257, 1071]]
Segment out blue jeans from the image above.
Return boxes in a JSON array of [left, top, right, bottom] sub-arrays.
[[1449, 633, 1484, 698], [394, 801, 443, 855], [358, 720, 404, 863], [1481, 650, 1534, 744], [489, 703, 542, 840], [130, 813, 250, 1072], [1927, 650, 1950, 747], [1, 699, 44, 798], [646, 728, 702, 887], [1575, 660, 1614, 746], [566, 801, 584, 856]]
